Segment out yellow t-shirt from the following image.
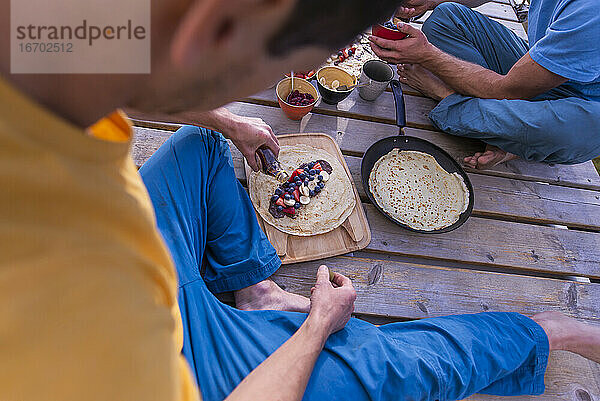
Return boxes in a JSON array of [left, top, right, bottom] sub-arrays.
[[0, 78, 199, 401]]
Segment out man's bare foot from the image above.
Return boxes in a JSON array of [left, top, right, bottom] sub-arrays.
[[235, 279, 310, 313], [463, 144, 519, 170], [533, 311, 600, 364], [397, 63, 454, 101]]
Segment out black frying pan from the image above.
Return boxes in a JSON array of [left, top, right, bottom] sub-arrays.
[[360, 80, 474, 233]]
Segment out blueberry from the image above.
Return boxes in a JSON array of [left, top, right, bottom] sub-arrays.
[[275, 188, 282, 196], [277, 205, 283, 212], [337, 51, 343, 57], [293, 202, 300, 209], [309, 169, 316, 175], [348, 49, 354, 56], [287, 187, 294, 193], [318, 182, 325, 188], [299, 173, 306, 180], [309, 190, 315, 197], [308, 162, 315, 168], [317, 175, 323, 181], [294, 176, 301, 182], [289, 182, 296, 188], [314, 186, 321, 193], [284, 193, 291, 200], [271, 195, 279, 202], [308, 175, 315, 181]]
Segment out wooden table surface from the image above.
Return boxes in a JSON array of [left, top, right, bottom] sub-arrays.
[[130, 2, 599, 400]]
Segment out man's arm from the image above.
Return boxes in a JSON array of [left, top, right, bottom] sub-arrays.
[[369, 24, 568, 100], [226, 266, 356, 401], [126, 107, 279, 171]]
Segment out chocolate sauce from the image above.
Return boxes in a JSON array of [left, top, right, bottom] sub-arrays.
[[256, 146, 289, 182]]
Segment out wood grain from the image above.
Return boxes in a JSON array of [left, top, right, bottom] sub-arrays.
[[363, 204, 600, 279], [342, 156, 600, 231], [221, 102, 600, 191], [272, 255, 600, 321], [132, 127, 600, 278], [245, 87, 437, 129], [243, 133, 371, 264], [133, 126, 600, 230]]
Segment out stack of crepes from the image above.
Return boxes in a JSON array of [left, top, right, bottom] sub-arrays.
[[369, 149, 469, 231], [249, 144, 356, 236]]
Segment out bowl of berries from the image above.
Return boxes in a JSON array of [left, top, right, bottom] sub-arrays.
[[371, 21, 408, 41], [276, 77, 319, 120]]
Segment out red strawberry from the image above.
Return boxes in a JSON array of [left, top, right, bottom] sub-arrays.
[[282, 207, 295, 215], [275, 197, 285, 207], [289, 168, 304, 182], [342, 48, 349, 58], [293, 188, 300, 202], [313, 162, 322, 171]]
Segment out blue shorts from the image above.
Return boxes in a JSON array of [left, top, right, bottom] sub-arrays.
[[140, 126, 550, 401]]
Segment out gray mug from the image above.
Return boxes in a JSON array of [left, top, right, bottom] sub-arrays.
[[358, 60, 394, 101]]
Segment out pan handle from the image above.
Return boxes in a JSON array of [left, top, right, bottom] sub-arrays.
[[390, 79, 406, 133]]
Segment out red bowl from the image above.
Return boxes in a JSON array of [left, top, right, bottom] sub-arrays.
[[371, 24, 408, 40], [276, 77, 319, 121]]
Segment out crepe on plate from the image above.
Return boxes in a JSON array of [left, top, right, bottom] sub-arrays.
[[369, 149, 469, 231], [249, 144, 356, 236]]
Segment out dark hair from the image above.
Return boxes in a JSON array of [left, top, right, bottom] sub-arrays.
[[267, 0, 399, 56]]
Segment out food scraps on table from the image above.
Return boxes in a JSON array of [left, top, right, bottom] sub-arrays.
[[285, 70, 316, 80]]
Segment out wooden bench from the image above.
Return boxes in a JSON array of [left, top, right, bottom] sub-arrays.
[[130, 3, 599, 399]]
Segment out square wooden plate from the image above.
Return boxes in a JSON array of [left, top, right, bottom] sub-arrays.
[[245, 133, 371, 264]]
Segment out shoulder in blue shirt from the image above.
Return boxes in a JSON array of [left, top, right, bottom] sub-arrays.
[[528, 0, 600, 100]]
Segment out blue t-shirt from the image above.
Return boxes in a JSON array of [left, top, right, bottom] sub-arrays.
[[528, 0, 600, 101]]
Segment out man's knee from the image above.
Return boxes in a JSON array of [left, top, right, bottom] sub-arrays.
[[422, 2, 467, 38], [169, 126, 231, 165], [525, 100, 600, 164]]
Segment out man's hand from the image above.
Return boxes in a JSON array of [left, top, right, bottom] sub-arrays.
[[369, 23, 434, 65], [308, 265, 356, 336], [396, 0, 437, 20], [225, 264, 355, 401], [227, 115, 280, 171]]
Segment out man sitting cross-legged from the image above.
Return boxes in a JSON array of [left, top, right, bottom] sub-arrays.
[[139, 123, 600, 401], [369, 0, 600, 169]]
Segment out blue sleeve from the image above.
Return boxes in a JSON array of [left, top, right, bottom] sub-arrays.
[[529, 0, 600, 82]]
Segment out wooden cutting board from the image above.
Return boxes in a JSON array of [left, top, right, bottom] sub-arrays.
[[245, 133, 371, 264]]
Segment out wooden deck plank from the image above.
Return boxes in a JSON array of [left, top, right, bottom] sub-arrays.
[[342, 156, 600, 231], [132, 127, 600, 278], [273, 256, 600, 322], [246, 86, 436, 128], [132, 126, 600, 230], [226, 101, 600, 191], [474, 2, 520, 22], [363, 204, 600, 279]]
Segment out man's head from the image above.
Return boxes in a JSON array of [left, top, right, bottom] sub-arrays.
[[1, 0, 398, 125]]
